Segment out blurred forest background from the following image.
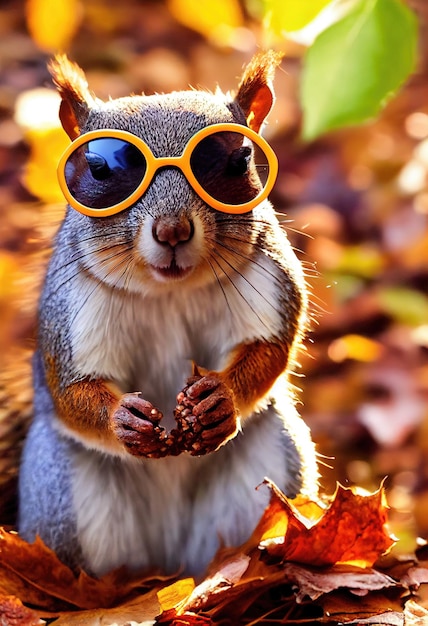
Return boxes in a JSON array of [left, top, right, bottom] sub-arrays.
[[0, 0, 427, 558]]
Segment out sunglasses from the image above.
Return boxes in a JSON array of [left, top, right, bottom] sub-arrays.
[[57, 123, 278, 217]]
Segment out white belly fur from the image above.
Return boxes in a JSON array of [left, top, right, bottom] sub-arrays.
[[67, 255, 303, 575], [71, 403, 297, 576]]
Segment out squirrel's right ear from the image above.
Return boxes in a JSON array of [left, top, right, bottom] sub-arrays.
[[49, 55, 96, 139], [235, 51, 283, 133]]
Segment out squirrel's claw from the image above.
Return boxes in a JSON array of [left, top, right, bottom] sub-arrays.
[[174, 373, 239, 456], [113, 393, 175, 458]]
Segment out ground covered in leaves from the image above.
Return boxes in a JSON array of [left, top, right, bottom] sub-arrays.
[[1, 480, 428, 624], [1, 0, 428, 623]]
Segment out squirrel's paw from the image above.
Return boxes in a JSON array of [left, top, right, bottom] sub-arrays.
[[174, 374, 239, 456], [113, 394, 173, 458]]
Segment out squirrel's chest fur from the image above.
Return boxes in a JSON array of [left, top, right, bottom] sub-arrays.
[[41, 247, 303, 577], [68, 252, 283, 428]]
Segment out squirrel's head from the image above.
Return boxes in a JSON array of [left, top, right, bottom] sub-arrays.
[[50, 52, 283, 295]]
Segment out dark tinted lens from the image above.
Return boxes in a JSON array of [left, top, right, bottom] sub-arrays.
[[190, 131, 269, 206], [64, 137, 147, 210]]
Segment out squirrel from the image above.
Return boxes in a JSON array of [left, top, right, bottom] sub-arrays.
[[18, 51, 318, 578]]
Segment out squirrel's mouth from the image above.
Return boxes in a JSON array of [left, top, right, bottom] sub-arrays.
[[150, 260, 193, 282]]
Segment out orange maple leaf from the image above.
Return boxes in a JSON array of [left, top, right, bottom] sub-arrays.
[[258, 479, 396, 568]]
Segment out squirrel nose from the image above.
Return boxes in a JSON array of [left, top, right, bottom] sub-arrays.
[[152, 215, 194, 248]]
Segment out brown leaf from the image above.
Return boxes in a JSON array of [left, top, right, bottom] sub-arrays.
[[401, 566, 428, 589], [337, 611, 404, 625], [174, 560, 399, 621], [175, 555, 252, 614], [156, 609, 212, 625], [319, 587, 406, 624], [0, 594, 44, 626], [168, 553, 284, 621], [51, 590, 161, 625], [0, 481, 416, 626], [403, 599, 428, 624], [0, 528, 171, 613], [259, 480, 395, 568], [281, 563, 396, 602]]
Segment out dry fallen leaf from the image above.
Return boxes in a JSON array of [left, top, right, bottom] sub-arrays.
[[259, 479, 395, 568], [0, 595, 44, 626], [0, 528, 171, 619], [50, 591, 161, 626], [281, 563, 396, 602], [1, 481, 427, 625], [401, 565, 428, 590], [404, 598, 428, 624], [161, 560, 400, 623], [319, 587, 406, 625], [156, 610, 212, 625]]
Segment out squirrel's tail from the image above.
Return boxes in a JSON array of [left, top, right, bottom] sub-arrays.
[[0, 349, 33, 527]]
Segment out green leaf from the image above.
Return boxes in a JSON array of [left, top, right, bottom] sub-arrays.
[[301, 0, 418, 140], [263, 0, 332, 34], [378, 286, 428, 326], [337, 244, 385, 279]]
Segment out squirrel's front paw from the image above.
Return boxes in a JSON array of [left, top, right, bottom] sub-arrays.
[[174, 374, 239, 456], [113, 394, 173, 458]]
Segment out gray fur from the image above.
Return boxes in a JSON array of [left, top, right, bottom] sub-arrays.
[[20, 371, 313, 575], [18, 352, 83, 569]]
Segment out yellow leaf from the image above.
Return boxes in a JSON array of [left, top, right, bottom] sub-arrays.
[[23, 127, 69, 204], [26, 0, 83, 52], [328, 334, 382, 363], [264, 0, 332, 35], [15, 88, 69, 204], [167, 0, 243, 44], [158, 578, 195, 611]]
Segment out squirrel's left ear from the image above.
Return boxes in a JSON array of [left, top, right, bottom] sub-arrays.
[[49, 55, 97, 139], [235, 51, 283, 133]]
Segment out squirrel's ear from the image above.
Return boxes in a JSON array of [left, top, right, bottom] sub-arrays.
[[235, 51, 283, 133], [48, 55, 96, 139]]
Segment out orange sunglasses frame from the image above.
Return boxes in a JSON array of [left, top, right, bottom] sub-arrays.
[[57, 123, 279, 217]]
